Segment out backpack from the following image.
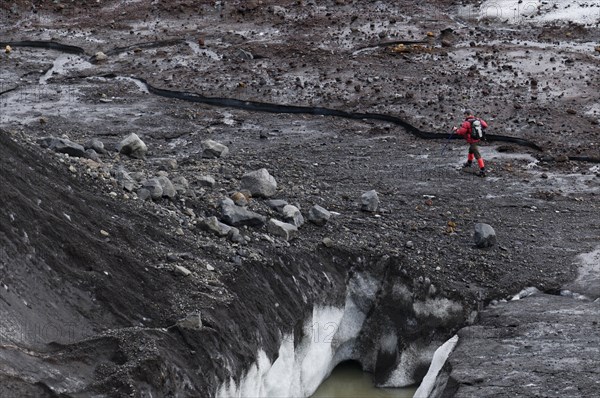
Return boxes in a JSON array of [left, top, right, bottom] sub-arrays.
[[468, 118, 485, 141]]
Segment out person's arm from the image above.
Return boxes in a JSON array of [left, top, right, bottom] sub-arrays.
[[479, 119, 489, 129], [454, 121, 469, 136]]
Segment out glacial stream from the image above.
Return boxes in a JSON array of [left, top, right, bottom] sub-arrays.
[[311, 361, 417, 398]]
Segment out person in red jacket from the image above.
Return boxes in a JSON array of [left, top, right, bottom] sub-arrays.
[[453, 109, 488, 177]]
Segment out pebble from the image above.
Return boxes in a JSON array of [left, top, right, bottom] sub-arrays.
[[174, 265, 192, 276], [322, 237, 334, 247]]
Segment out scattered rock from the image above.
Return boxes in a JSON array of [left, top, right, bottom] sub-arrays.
[[114, 167, 137, 192], [153, 158, 178, 171], [221, 199, 266, 227], [322, 237, 334, 247], [38, 137, 87, 158], [84, 149, 100, 162], [308, 204, 331, 226], [241, 168, 277, 198], [117, 133, 147, 159], [93, 51, 108, 62], [176, 313, 202, 330], [199, 216, 234, 237], [172, 176, 189, 195], [157, 176, 176, 199], [174, 265, 192, 276], [266, 199, 288, 212], [141, 178, 163, 200], [201, 139, 229, 158], [231, 191, 249, 207], [84, 138, 107, 154], [474, 223, 496, 248], [267, 219, 298, 241], [137, 189, 151, 201], [198, 175, 216, 187], [282, 204, 304, 227], [360, 190, 379, 212]]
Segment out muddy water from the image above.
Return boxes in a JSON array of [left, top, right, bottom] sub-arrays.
[[311, 362, 417, 398]]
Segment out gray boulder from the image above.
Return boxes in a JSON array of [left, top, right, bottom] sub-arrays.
[[176, 313, 202, 330], [157, 176, 176, 199], [141, 178, 163, 200], [84, 149, 100, 162], [361, 189, 379, 212], [474, 223, 496, 248], [152, 158, 178, 171], [84, 138, 107, 154], [267, 219, 298, 242], [202, 139, 229, 158], [308, 204, 331, 226], [200, 216, 235, 237], [221, 199, 266, 227], [114, 168, 137, 192], [241, 168, 277, 198], [282, 204, 304, 227], [265, 199, 288, 212], [172, 176, 189, 195], [198, 175, 216, 187], [118, 133, 147, 159], [38, 137, 86, 158]]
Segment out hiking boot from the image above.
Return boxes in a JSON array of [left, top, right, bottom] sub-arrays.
[[462, 161, 473, 168], [478, 168, 486, 177]]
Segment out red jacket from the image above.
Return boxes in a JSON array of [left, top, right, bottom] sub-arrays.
[[456, 117, 488, 144]]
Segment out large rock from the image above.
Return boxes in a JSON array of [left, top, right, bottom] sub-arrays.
[[141, 178, 163, 200], [197, 175, 216, 187], [360, 189, 379, 212], [265, 199, 288, 212], [172, 176, 189, 195], [282, 204, 304, 227], [157, 176, 176, 199], [201, 139, 229, 158], [84, 138, 107, 154], [114, 167, 137, 192], [199, 216, 235, 237], [221, 199, 266, 228], [435, 294, 600, 398], [118, 133, 147, 159], [474, 223, 496, 248], [38, 137, 86, 158], [241, 168, 277, 198], [267, 219, 298, 241], [308, 204, 331, 226]]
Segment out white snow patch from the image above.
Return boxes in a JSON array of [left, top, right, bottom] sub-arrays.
[[413, 335, 460, 398]]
